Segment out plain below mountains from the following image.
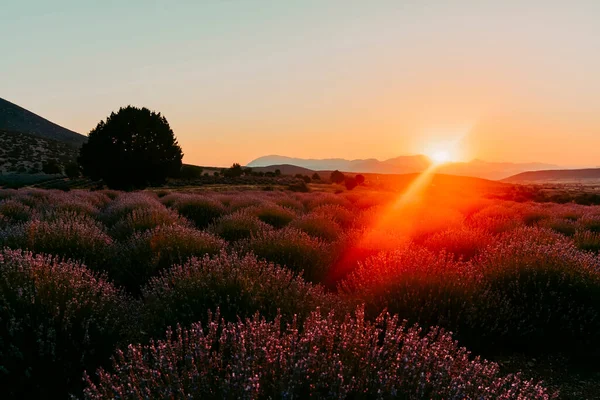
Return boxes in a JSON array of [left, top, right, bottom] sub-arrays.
[[248, 155, 560, 181]]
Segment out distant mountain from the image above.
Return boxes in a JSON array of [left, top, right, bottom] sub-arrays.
[[247, 155, 560, 180], [438, 159, 559, 181], [503, 168, 600, 183], [248, 155, 430, 174], [250, 164, 318, 176], [0, 97, 86, 146]]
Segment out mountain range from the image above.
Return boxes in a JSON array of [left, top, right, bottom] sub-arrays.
[[248, 155, 560, 180]]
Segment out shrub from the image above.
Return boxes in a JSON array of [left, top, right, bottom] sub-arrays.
[[140, 252, 343, 338], [84, 308, 552, 400], [209, 210, 272, 242], [539, 217, 578, 236], [422, 227, 493, 260], [179, 164, 203, 180], [579, 214, 600, 233], [312, 204, 355, 228], [574, 230, 600, 252], [344, 176, 358, 190], [340, 246, 476, 331], [241, 227, 331, 283], [100, 192, 164, 226], [473, 228, 600, 356], [330, 169, 345, 184], [0, 199, 34, 223], [171, 195, 227, 229], [290, 213, 342, 242], [109, 207, 186, 239], [249, 203, 296, 228], [223, 163, 243, 178], [0, 250, 133, 398], [275, 196, 305, 212], [111, 224, 226, 291], [0, 216, 113, 269]]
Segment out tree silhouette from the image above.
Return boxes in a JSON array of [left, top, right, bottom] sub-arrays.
[[78, 106, 183, 189], [330, 170, 345, 184], [344, 176, 358, 190], [355, 174, 365, 185], [224, 163, 243, 177]]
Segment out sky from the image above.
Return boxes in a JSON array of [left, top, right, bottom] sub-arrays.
[[2, 0, 599, 167]]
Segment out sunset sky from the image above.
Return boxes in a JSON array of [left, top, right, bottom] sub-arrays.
[[2, 1, 599, 167]]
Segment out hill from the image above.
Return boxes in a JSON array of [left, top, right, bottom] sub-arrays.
[[0, 129, 79, 174], [247, 155, 558, 180], [503, 168, 600, 184], [0, 97, 86, 146], [249, 164, 318, 176]]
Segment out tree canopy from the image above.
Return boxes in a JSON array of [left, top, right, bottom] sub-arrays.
[[78, 106, 183, 189]]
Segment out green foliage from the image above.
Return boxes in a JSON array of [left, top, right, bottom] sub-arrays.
[[78, 106, 183, 189]]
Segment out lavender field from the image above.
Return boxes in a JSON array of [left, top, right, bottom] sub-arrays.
[[1, 187, 600, 398]]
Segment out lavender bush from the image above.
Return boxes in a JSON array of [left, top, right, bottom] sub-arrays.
[[84, 308, 553, 399]]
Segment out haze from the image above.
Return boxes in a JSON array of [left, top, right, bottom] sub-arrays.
[[2, 1, 599, 167]]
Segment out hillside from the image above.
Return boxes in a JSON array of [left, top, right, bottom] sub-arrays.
[[503, 168, 600, 184], [0, 129, 79, 174], [0, 97, 86, 146], [249, 164, 318, 176], [247, 155, 558, 180]]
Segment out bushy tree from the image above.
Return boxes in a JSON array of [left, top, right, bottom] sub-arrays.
[[355, 174, 365, 185], [345, 176, 358, 190], [78, 106, 183, 189], [312, 172, 321, 180], [223, 163, 243, 178], [330, 170, 345, 184]]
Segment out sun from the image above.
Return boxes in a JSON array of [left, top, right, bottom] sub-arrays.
[[429, 150, 452, 165]]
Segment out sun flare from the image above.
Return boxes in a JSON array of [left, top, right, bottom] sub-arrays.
[[430, 150, 451, 164]]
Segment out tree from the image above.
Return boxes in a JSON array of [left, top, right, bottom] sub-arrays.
[[78, 106, 183, 189], [355, 174, 365, 185], [344, 176, 358, 190], [274, 169, 281, 176], [312, 172, 321, 181], [42, 159, 62, 175], [330, 170, 345, 184], [224, 163, 243, 178], [302, 175, 311, 183]]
